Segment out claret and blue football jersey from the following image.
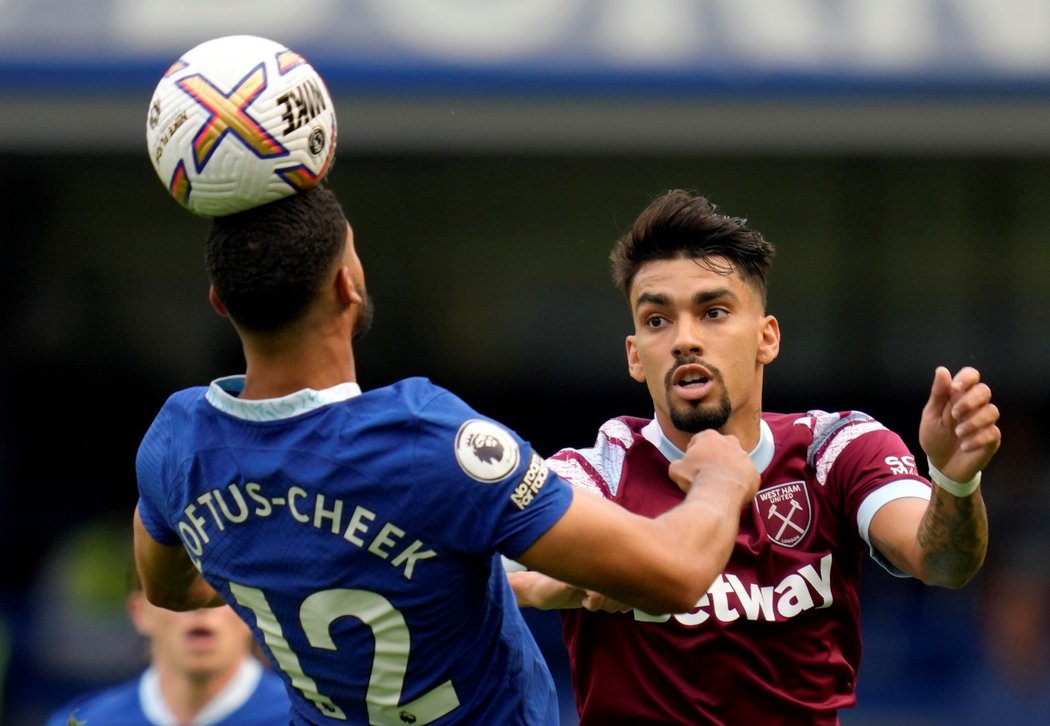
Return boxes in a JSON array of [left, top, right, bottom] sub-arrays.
[[137, 376, 573, 725], [550, 412, 934, 725]]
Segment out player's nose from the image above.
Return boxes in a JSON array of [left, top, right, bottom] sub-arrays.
[[672, 317, 703, 357]]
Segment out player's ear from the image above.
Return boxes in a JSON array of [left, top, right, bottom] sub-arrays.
[[208, 286, 229, 317], [338, 223, 365, 307], [126, 591, 153, 637], [335, 266, 363, 306], [757, 314, 780, 365], [626, 335, 645, 383]]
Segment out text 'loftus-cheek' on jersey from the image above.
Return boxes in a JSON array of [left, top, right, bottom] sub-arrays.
[[176, 479, 440, 582], [136, 376, 573, 726], [548, 411, 933, 726]]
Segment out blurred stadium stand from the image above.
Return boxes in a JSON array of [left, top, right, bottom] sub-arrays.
[[2, 2, 1048, 723]]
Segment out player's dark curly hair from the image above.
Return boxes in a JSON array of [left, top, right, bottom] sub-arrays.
[[610, 189, 775, 305], [206, 185, 347, 332]]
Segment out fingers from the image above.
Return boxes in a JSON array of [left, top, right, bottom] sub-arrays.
[[931, 367, 992, 422], [668, 430, 743, 491], [949, 375, 992, 421], [580, 591, 631, 613], [947, 365, 982, 395], [685, 430, 748, 462], [960, 421, 1002, 455], [926, 365, 953, 411], [945, 369, 1000, 450], [954, 402, 1002, 454], [670, 430, 758, 501], [925, 367, 1001, 467]]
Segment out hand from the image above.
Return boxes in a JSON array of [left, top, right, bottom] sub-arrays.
[[919, 366, 1001, 482], [507, 570, 633, 612], [579, 590, 632, 613], [507, 570, 589, 610], [669, 429, 759, 506]]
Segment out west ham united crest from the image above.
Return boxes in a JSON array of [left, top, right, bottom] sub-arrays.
[[757, 480, 812, 547], [454, 419, 520, 483]]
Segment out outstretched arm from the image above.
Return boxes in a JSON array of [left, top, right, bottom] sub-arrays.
[[514, 429, 758, 614], [133, 506, 226, 610], [869, 366, 999, 588]]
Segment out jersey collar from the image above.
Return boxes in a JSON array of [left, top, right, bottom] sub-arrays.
[[139, 657, 263, 725], [206, 375, 362, 422], [641, 417, 774, 475]]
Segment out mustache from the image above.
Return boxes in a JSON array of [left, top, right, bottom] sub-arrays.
[[665, 356, 722, 387]]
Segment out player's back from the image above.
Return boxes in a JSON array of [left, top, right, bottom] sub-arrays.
[[136, 376, 568, 725]]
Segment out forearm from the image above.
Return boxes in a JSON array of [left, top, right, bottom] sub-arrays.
[[654, 480, 745, 590], [517, 490, 734, 614], [909, 364, 998, 587], [133, 508, 226, 610], [915, 486, 988, 588], [140, 562, 226, 610], [517, 440, 755, 615]]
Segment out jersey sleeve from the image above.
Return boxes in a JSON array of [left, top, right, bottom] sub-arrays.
[[135, 405, 182, 546], [810, 410, 932, 575], [546, 417, 634, 498], [412, 389, 573, 560]]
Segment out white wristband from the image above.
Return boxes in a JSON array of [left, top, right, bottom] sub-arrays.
[[927, 458, 981, 497]]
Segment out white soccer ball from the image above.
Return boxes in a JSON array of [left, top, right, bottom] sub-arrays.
[[146, 35, 337, 217]]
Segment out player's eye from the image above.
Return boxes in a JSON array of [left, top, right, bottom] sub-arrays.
[[645, 315, 669, 329], [704, 308, 729, 320]]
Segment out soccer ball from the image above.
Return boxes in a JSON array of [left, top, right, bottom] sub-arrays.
[[146, 35, 337, 217]]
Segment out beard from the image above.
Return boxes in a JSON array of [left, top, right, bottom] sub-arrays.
[[352, 289, 374, 341], [666, 360, 732, 433]]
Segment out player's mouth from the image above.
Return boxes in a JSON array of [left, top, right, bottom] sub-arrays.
[[185, 625, 217, 650], [671, 364, 714, 400]]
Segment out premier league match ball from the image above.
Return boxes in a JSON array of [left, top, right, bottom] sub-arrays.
[[146, 35, 337, 217]]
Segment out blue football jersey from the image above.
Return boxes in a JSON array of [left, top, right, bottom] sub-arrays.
[[46, 659, 289, 726], [136, 376, 572, 725]]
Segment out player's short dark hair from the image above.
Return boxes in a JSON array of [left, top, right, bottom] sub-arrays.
[[206, 185, 347, 332], [610, 189, 775, 305]]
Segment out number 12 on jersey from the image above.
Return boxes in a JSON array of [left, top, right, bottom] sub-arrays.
[[230, 581, 460, 724]]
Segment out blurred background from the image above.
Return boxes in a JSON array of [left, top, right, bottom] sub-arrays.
[[1, 1, 1048, 724]]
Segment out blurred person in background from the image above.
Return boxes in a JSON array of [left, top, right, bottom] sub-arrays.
[[510, 189, 1002, 725], [45, 564, 289, 726]]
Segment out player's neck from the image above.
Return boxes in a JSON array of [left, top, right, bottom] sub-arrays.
[[727, 410, 763, 452], [239, 328, 357, 399], [157, 660, 241, 723], [720, 378, 765, 452], [662, 420, 761, 454]]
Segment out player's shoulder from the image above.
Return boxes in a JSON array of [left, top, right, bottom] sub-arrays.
[[364, 376, 469, 413], [45, 677, 142, 726], [546, 415, 647, 494], [160, 384, 210, 411], [360, 377, 528, 465], [238, 666, 292, 724], [144, 385, 210, 436], [764, 409, 887, 444], [549, 416, 641, 460], [566, 415, 647, 450], [366, 378, 525, 445], [254, 664, 291, 698], [765, 409, 907, 485], [138, 385, 209, 452]]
